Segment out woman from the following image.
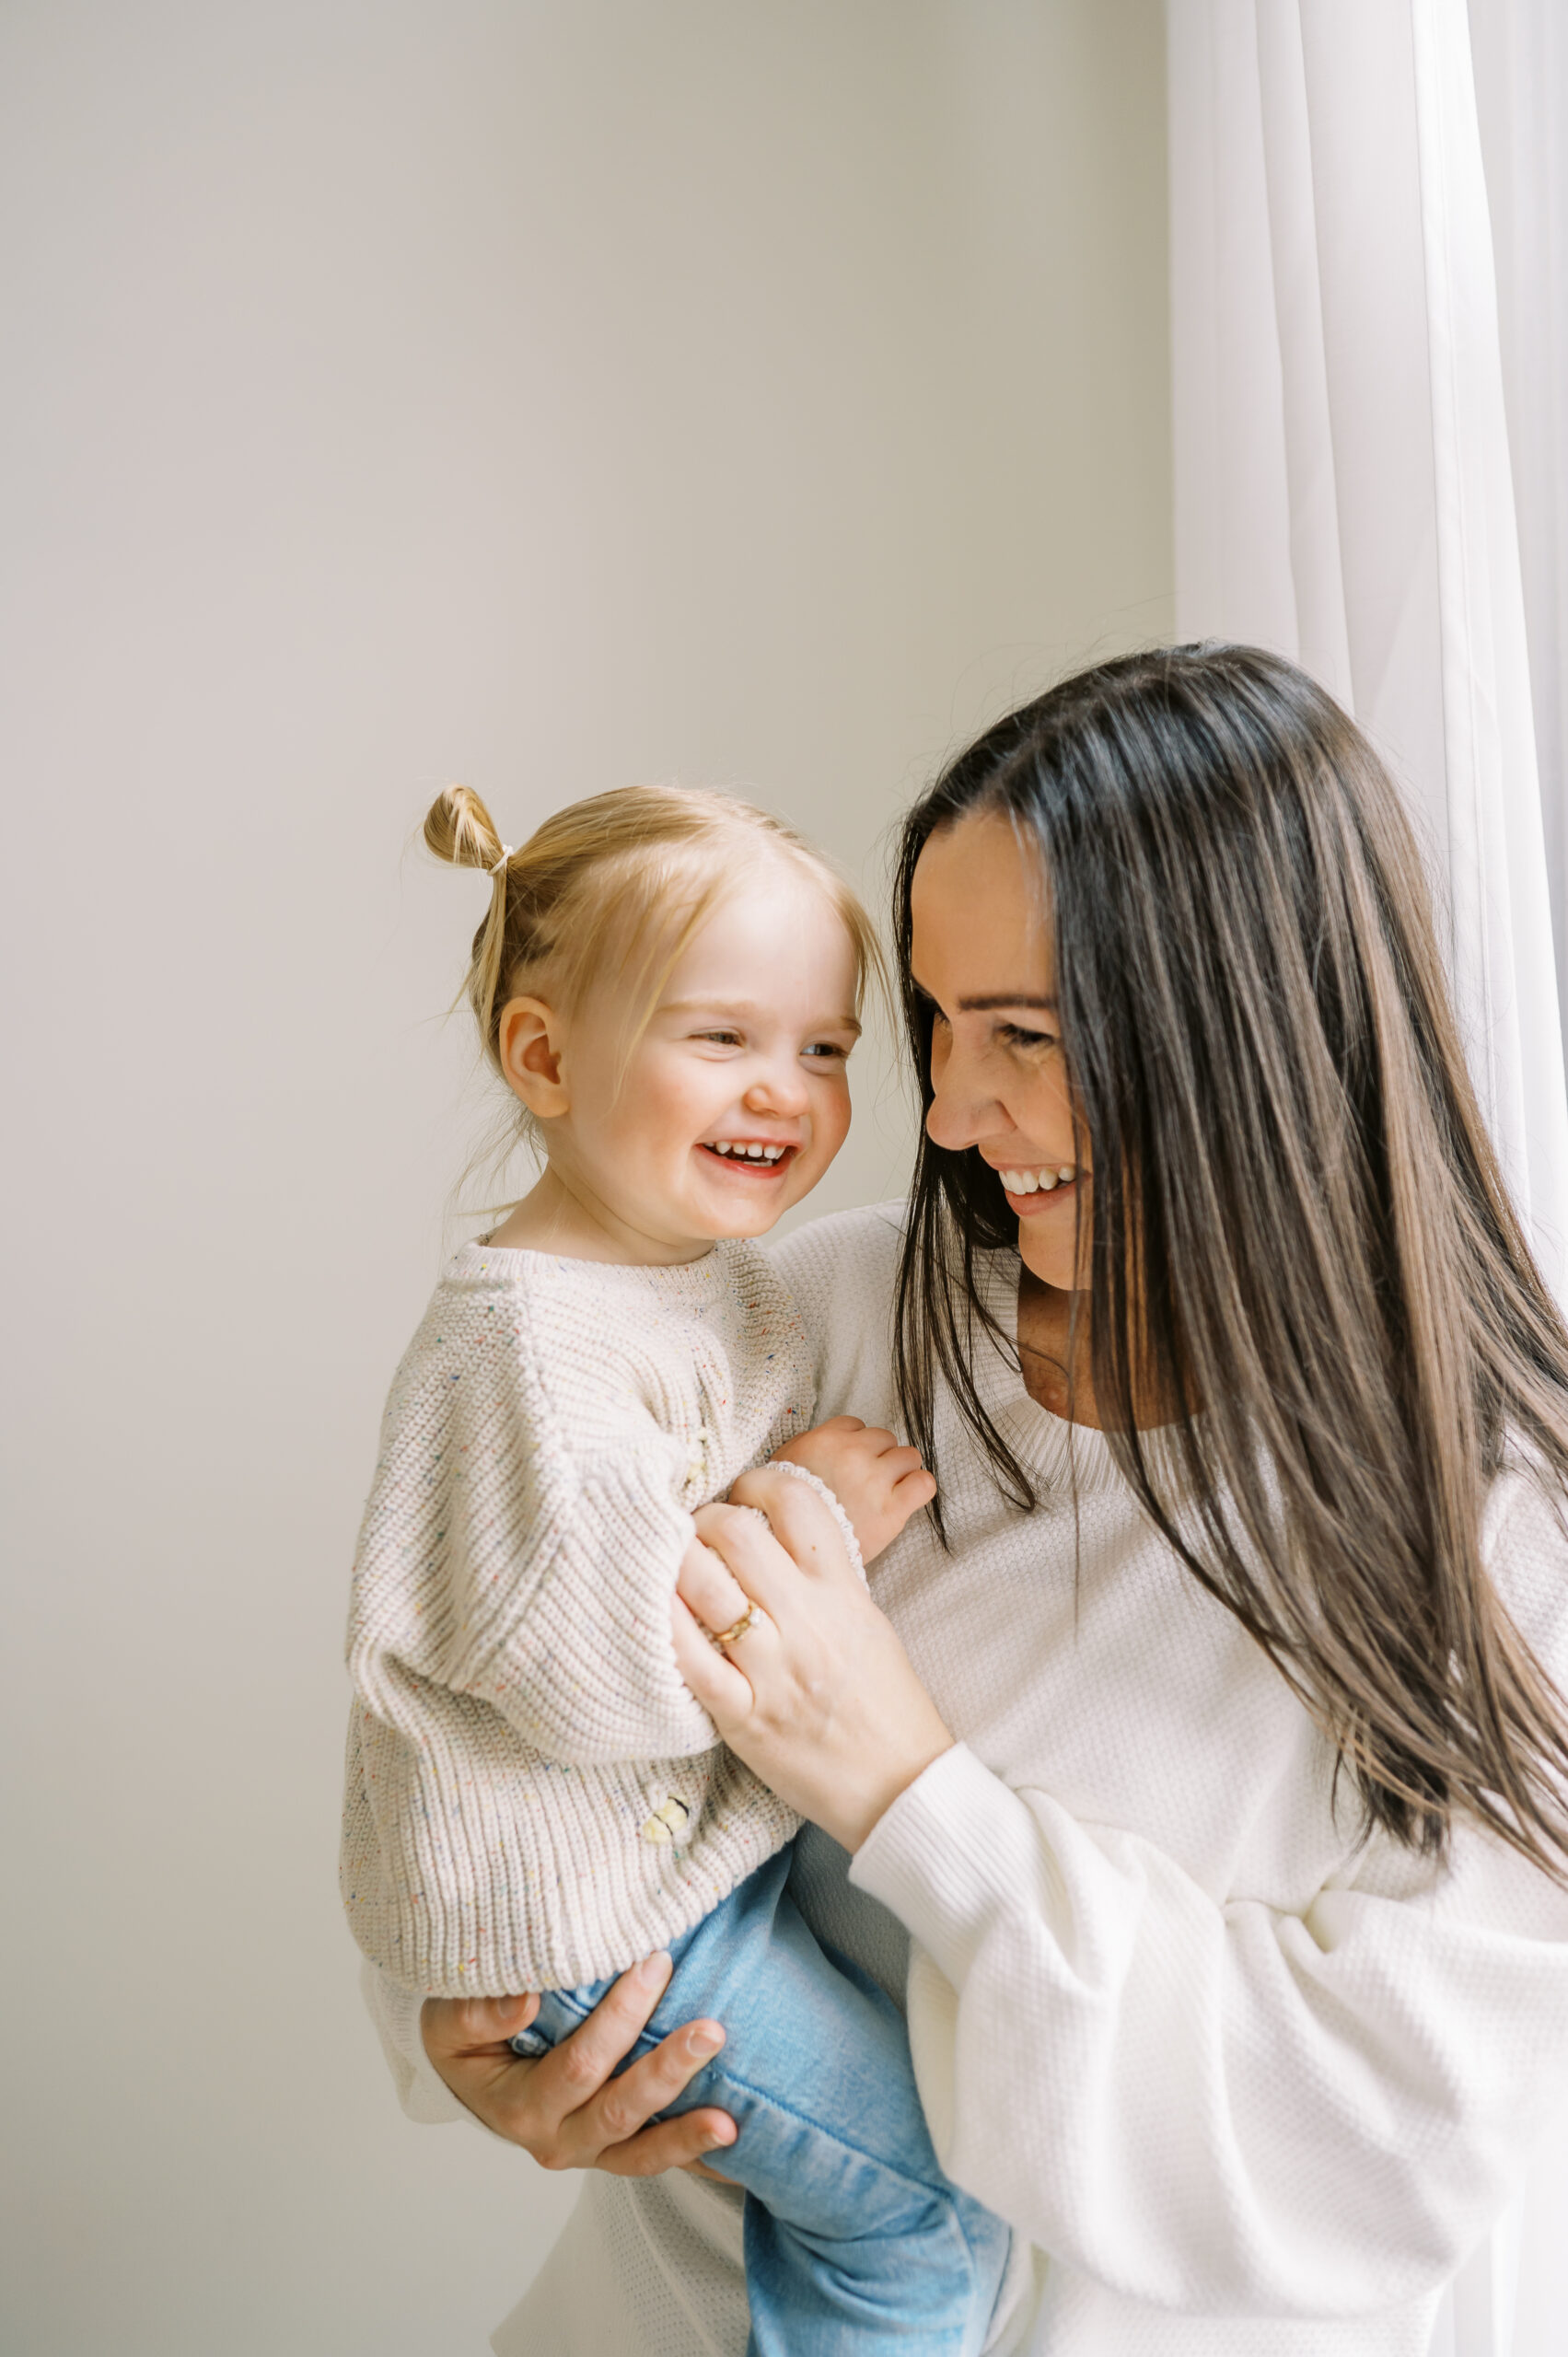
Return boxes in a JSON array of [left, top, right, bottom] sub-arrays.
[[382, 644, 1568, 2355]]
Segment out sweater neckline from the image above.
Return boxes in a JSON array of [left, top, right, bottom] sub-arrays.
[[449, 1236, 744, 1296], [970, 1245, 1126, 1497]]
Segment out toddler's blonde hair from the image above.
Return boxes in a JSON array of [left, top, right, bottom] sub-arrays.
[[423, 781, 885, 1080]]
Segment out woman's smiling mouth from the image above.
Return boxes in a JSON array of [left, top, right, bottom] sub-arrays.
[[994, 1162, 1081, 1213]]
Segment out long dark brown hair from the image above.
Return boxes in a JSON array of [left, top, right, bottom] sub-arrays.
[[894, 642, 1568, 1874]]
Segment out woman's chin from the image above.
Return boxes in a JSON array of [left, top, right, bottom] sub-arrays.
[[1016, 1221, 1082, 1294]]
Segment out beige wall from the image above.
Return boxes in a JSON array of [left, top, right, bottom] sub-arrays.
[[0, 5, 1169, 2350]]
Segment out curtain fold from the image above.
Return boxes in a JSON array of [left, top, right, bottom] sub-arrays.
[[1167, 6, 1568, 2351], [1469, 0, 1568, 1058], [1168, 0, 1568, 1308]]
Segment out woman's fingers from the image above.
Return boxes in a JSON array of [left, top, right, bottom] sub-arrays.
[[544, 1987, 737, 2169], [671, 1594, 758, 1720], [598, 2109, 739, 2178], [578, 2011, 731, 2153], [422, 1961, 740, 2177], [422, 1990, 540, 2067], [528, 1952, 674, 2139], [674, 1533, 750, 1635]]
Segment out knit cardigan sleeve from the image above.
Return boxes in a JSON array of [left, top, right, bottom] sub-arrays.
[[349, 1294, 718, 1768], [850, 1469, 1568, 2316]]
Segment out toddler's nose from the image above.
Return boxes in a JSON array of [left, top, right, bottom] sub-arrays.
[[743, 1066, 809, 1117]]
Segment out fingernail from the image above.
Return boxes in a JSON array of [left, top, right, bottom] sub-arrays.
[[708, 2120, 737, 2145], [634, 1951, 672, 1991], [690, 2024, 724, 2057]]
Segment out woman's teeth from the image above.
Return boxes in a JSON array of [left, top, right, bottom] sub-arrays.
[[705, 1141, 789, 1164], [999, 1165, 1077, 1194]]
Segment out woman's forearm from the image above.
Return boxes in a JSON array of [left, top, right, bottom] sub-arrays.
[[851, 1742, 1568, 2314]]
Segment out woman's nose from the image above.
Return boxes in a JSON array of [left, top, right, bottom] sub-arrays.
[[924, 1038, 994, 1151]]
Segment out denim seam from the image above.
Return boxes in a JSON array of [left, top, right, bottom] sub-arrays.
[[685, 2061, 985, 2232]]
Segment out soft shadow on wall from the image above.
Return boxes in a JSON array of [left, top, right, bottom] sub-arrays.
[[0, 6, 1170, 2354]]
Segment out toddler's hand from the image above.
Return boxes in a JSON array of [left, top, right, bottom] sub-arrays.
[[770, 1416, 935, 1562]]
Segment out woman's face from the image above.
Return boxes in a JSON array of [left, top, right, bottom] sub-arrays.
[[909, 811, 1086, 1293]]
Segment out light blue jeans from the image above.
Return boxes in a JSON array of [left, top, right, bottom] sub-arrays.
[[511, 1845, 1009, 2357]]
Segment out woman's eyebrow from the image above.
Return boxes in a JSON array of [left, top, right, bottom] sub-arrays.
[[956, 993, 1056, 1013]]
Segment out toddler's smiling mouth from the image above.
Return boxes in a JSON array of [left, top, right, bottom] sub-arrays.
[[697, 1139, 797, 1174]]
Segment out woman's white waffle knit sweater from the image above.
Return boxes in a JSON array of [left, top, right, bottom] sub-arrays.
[[341, 1235, 859, 1997], [366, 1205, 1568, 2357]]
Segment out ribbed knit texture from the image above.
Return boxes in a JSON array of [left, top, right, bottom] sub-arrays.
[[342, 1236, 839, 1996], [369, 1205, 1568, 2357]]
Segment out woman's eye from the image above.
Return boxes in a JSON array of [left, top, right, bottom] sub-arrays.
[[999, 1023, 1056, 1051]]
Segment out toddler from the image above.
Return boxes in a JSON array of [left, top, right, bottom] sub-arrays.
[[342, 783, 1008, 2356]]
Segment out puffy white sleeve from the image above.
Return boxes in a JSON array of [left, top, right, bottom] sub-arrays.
[[850, 1477, 1568, 2316]]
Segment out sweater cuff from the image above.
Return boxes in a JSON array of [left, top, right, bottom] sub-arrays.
[[765, 1457, 866, 1585], [848, 1741, 1065, 1990]]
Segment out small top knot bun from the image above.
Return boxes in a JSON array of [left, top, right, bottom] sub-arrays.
[[424, 784, 505, 875]]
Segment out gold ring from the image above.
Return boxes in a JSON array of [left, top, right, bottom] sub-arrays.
[[709, 1606, 756, 1649]]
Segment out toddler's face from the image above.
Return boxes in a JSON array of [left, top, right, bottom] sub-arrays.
[[555, 861, 860, 1256]]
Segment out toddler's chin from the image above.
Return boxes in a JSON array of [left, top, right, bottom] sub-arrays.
[[706, 1206, 781, 1240]]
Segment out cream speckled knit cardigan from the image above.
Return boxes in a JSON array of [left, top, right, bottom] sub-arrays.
[[342, 1236, 845, 1997]]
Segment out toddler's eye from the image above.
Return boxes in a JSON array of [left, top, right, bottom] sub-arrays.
[[803, 1041, 849, 1061], [696, 1029, 744, 1047]]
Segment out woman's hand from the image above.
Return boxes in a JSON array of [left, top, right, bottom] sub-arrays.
[[672, 1463, 955, 1852], [420, 1956, 738, 2177]]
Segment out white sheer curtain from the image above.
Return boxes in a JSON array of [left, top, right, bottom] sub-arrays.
[[1167, 0, 1568, 1305], [1469, 0, 1568, 1059], [1166, 3, 1568, 2351]]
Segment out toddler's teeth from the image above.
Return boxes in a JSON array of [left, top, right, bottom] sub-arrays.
[[706, 1139, 790, 1162]]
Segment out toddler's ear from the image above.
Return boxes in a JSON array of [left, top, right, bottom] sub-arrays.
[[498, 995, 570, 1118]]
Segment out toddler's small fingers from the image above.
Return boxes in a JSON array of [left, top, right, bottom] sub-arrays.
[[893, 1467, 938, 1508]]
